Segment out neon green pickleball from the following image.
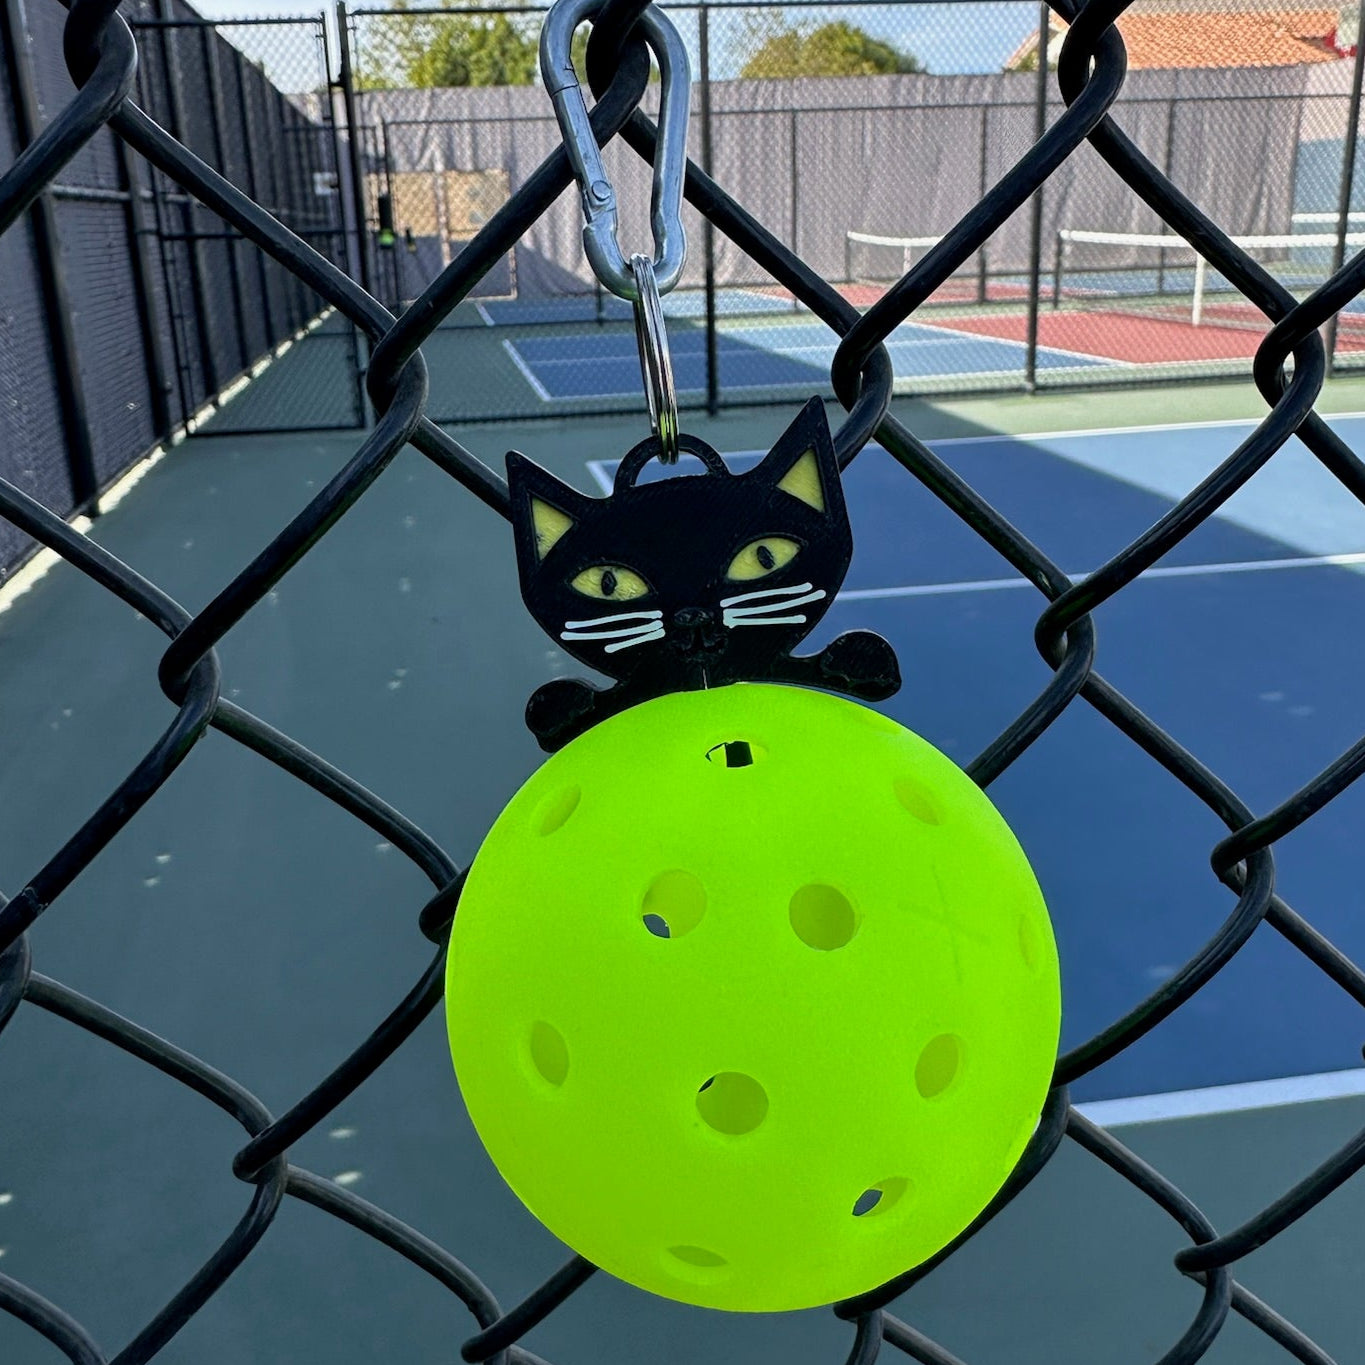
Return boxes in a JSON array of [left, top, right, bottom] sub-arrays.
[[445, 683, 1059, 1312]]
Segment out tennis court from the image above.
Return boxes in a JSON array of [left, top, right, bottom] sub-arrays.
[[589, 411, 1365, 1108], [505, 318, 1113, 402], [8, 0, 1365, 1360], [3, 391, 1364, 1364]]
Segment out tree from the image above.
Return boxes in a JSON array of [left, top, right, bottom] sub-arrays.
[[358, 3, 538, 88], [409, 13, 537, 86], [740, 19, 924, 78]]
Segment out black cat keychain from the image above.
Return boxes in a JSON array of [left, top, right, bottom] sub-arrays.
[[442, 0, 1061, 1320], [509, 0, 900, 751]]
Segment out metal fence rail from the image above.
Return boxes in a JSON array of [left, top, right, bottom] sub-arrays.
[[2, 0, 1365, 1363]]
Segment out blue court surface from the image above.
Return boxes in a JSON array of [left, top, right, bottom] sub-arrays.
[[508, 319, 1112, 400], [590, 413, 1365, 1115], [478, 286, 798, 327]]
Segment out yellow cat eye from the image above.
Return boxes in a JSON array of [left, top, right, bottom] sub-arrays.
[[570, 565, 651, 601], [725, 537, 800, 582]]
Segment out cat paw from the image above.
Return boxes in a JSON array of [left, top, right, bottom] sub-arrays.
[[525, 678, 600, 752], [817, 631, 902, 700]]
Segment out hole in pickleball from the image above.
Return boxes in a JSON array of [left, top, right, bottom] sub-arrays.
[[535, 785, 581, 836], [667, 1245, 727, 1269], [641, 870, 705, 938], [789, 883, 856, 950], [1018, 913, 1041, 970], [853, 1178, 908, 1218], [894, 777, 941, 825], [529, 1021, 569, 1086], [915, 1034, 962, 1099], [852, 1189, 882, 1217], [696, 1072, 767, 1134], [705, 739, 766, 767]]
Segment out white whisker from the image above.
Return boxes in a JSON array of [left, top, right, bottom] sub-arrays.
[[604, 627, 666, 653], [723, 612, 809, 627], [563, 609, 663, 629], [723, 588, 826, 619], [561, 622, 663, 642], [719, 582, 821, 608]]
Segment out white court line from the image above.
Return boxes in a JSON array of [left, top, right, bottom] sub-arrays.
[[1076, 1067, 1365, 1128], [500, 339, 553, 403], [588, 410, 1365, 486], [476, 301, 495, 327], [880, 315, 1127, 369], [836, 550, 1365, 602], [930, 409, 1365, 448]]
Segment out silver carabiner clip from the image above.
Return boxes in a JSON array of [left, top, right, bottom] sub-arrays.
[[540, 0, 690, 301]]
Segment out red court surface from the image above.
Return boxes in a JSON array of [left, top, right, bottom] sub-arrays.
[[933, 306, 1365, 363]]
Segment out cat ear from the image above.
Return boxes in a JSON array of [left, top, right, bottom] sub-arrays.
[[506, 451, 593, 563], [756, 397, 838, 514]]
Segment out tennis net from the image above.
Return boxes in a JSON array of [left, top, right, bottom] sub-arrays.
[[1052, 227, 1365, 327]]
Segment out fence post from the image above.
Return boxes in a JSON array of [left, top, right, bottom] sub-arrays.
[[1023, 0, 1050, 392], [0, 0, 100, 514], [234, 54, 278, 345], [156, 0, 221, 403], [977, 105, 990, 304], [320, 16, 369, 427], [1157, 98, 1177, 296], [699, 2, 719, 415], [336, 0, 372, 297], [202, 23, 252, 374], [116, 139, 173, 443], [1325, 28, 1365, 372]]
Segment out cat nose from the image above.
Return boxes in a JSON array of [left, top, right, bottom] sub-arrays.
[[674, 607, 713, 628]]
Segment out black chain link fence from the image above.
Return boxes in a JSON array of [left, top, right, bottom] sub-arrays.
[[2, 0, 1365, 1362], [344, 0, 1365, 423], [0, 0, 360, 585]]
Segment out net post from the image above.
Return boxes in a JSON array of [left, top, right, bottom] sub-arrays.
[[0, 0, 100, 514], [336, 0, 372, 298], [1192, 254, 1206, 327], [1050, 230, 1064, 309], [201, 24, 252, 376], [1023, 0, 1049, 392], [700, 0, 720, 416], [1325, 26, 1365, 371]]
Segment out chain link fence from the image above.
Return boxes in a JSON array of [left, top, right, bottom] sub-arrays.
[[0, 0, 360, 584], [342, 0, 1365, 423], [4, 0, 1365, 1363], [128, 8, 364, 438]]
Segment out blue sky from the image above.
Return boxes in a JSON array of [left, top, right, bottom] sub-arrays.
[[193, 1, 1041, 84]]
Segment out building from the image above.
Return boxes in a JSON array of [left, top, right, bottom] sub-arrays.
[[1004, 0, 1354, 71]]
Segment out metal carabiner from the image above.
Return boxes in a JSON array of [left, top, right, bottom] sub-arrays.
[[540, 0, 690, 301]]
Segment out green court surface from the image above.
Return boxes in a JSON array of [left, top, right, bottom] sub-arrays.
[[1, 382, 1363, 1363]]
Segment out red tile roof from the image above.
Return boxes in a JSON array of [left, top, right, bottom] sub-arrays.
[[1008, 7, 1348, 70]]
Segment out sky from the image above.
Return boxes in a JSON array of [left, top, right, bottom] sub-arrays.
[[188, 1, 1041, 84]]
